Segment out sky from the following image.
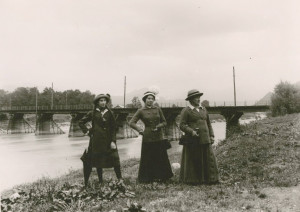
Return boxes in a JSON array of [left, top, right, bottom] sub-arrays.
[[0, 0, 299, 103]]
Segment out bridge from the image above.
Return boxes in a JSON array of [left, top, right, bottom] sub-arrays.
[[0, 105, 270, 140]]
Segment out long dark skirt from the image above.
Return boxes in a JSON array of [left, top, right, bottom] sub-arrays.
[[180, 144, 219, 184], [138, 142, 173, 183]]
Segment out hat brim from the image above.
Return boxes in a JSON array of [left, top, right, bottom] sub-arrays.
[[93, 96, 110, 104], [142, 94, 155, 102], [185, 93, 203, 101]]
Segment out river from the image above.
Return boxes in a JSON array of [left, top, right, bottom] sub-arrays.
[[0, 115, 263, 192]]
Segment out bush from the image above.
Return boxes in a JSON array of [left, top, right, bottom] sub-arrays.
[[271, 81, 300, 116]]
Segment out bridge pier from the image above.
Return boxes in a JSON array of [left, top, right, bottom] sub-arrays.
[[0, 113, 8, 121], [0, 113, 9, 133], [69, 113, 86, 137], [165, 114, 181, 141], [7, 113, 35, 134], [221, 110, 244, 138], [116, 114, 138, 139], [35, 113, 64, 135]]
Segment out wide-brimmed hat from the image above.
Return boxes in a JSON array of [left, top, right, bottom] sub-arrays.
[[93, 94, 110, 104], [142, 91, 156, 102], [185, 89, 203, 101]]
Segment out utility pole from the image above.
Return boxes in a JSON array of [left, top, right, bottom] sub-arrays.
[[35, 87, 38, 132], [124, 76, 126, 108], [233, 66, 237, 106], [51, 82, 54, 109]]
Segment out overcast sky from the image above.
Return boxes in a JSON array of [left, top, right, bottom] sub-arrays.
[[0, 0, 299, 103]]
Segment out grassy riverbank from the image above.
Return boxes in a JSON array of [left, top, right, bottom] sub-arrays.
[[2, 114, 300, 211]]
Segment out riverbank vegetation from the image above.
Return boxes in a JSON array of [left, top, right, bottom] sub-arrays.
[[2, 114, 300, 211], [271, 81, 300, 116]]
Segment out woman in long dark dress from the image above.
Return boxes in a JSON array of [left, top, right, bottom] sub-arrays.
[[179, 89, 219, 184], [129, 91, 173, 183], [79, 94, 122, 186]]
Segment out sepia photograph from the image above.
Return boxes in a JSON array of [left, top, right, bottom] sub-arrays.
[[0, 0, 299, 211]]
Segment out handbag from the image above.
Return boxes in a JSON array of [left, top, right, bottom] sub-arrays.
[[162, 129, 171, 149], [163, 138, 172, 149], [179, 134, 188, 145]]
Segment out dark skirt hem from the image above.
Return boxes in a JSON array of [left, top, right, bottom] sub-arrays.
[[180, 143, 219, 184], [179, 179, 220, 185]]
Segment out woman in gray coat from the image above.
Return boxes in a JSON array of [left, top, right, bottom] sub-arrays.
[[179, 89, 219, 184], [129, 91, 173, 183]]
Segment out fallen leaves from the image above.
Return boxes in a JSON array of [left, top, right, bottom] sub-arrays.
[[1, 180, 136, 212]]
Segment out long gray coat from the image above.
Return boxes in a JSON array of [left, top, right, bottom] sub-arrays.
[[179, 106, 219, 184]]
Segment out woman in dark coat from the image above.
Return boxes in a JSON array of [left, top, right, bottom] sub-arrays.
[[179, 89, 219, 184], [79, 94, 122, 186], [129, 91, 173, 183]]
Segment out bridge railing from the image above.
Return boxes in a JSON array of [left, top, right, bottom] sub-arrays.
[[0, 105, 95, 111], [157, 101, 271, 107]]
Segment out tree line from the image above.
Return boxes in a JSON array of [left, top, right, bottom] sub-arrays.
[[0, 87, 212, 108], [0, 87, 95, 107], [0, 87, 145, 108]]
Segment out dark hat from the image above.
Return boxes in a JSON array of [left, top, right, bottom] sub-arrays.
[[185, 89, 203, 101], [142, 91, 156, 102], [93, 94, 110, 104]]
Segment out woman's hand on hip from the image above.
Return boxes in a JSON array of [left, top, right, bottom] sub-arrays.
[[110, 142, 117, 149]]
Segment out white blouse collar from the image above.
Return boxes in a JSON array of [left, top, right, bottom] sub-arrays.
[[188, 104, 204, 111], [96, 108, 108, 115]]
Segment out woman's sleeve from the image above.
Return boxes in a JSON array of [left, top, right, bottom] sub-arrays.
[[129, 109, 143, 132], [157, 108, 167, 128], [179, 108, 194, 135], [110, 111, 117, 143], [78, 111, 93, 134], [206, 111, 215, 137]]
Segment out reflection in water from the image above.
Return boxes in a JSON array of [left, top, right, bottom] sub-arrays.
[[0, 121, 228, 192]]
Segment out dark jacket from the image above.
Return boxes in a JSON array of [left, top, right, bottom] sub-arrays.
[[129, 106, 167, 142], [79, 108, 116, 154], [179, 106, 214, 144]]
